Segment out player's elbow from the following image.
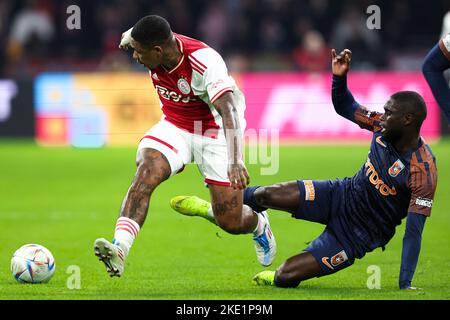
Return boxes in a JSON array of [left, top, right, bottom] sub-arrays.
[[332, 104, 345, 118], [421, 52, 441, 78], [331, 101, 348, 119], [214, 93, 235, 115], [421, 57, 433, 77], [215, 104, 234, 120], [331, 94, 348, 118]]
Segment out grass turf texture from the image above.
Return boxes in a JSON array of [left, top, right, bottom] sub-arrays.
[[0, 139, 449, 300]]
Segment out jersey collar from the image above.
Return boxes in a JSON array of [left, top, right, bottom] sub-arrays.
[[163, 35, 184, 74], [398, 137, 424, 160]]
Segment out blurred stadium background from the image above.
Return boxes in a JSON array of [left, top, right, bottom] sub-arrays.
[[1, 0, 449, 143], [1, 0, 450, 300]]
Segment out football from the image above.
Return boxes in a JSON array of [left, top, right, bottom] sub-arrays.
[[11, 244, 56, 284]]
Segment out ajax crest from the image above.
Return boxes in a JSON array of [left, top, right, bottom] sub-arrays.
[[177, 78, 191, 94]]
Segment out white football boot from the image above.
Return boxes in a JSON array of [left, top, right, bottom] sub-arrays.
[[252, 211, 276, 266], [94, 238, 125, 277]]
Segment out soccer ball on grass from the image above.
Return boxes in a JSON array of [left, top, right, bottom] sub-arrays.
[[11, 244, 56, 283]]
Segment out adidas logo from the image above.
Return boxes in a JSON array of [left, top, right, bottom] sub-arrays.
[[152, 73, 159, 81]]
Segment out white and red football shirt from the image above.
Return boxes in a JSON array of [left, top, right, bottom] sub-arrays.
[[148, 33, 244, 138]]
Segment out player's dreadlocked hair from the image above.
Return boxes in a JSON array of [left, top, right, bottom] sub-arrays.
[[391, 91, 427, 128], [131, 15, 172, 47]]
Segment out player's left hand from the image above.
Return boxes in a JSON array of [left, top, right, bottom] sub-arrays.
[[228, 160, 250, 190], [119, 28, 133, 50], [331, 48, 352, 76]]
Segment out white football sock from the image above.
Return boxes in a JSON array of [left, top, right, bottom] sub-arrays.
[[112, 217, 140, 256], [253, 211, 266, 236]]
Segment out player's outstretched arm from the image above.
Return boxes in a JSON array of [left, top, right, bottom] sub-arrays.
[[213, 92, 250, 190], [331, 49, 360, 122], [422, 36, 450, 125], [399, 212, 426, 290], [331, 49, 382, 131]]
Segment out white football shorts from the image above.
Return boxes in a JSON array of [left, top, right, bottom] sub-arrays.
[[137, 118, 246, 186]]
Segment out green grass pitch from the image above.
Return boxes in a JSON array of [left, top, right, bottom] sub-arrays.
[[0, 139, 449, 300]]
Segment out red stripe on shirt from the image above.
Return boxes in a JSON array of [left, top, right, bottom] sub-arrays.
[[189, 59, 206, 72], [211, 87, 233, 103], [189, 55, 207, 70], [191, 64, 204, 76], [188, 58, 206, 74]]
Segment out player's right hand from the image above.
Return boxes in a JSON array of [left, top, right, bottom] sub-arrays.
[[331, 48, 352, 76], [228, 160, 250, 190], [119, 27, 133, 50]]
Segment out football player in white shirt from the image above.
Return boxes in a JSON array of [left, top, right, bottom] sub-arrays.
[[94, 15, 276, 277]]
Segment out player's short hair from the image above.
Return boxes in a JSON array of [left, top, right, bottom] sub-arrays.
[[391, 91, 427, 128], [131, 15, 172, 47]]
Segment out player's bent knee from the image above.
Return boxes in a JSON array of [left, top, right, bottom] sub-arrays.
[[134, 159, 169, 191], [274, 269, 301, 288], [136, 154, 143, 167], [136, 149, 149, 167]]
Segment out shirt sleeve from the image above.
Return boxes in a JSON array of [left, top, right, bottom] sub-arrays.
[[422, 35, 450, 123], [399, 212, 426, 289], [191, 48, 233, 104], [407, 155, 437, 217], [332, 75, 383, 132], [353, 106, 383, 132]]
